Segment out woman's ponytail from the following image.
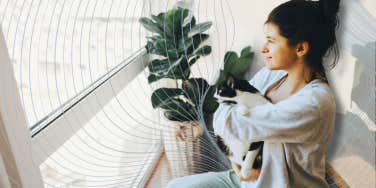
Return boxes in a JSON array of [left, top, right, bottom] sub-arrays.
[[318, 0, 340, 70], [319, 0, 340, 29], [319, 0, 340, 17]]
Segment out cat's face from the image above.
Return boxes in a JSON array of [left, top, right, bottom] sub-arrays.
[[217, 78, 236, 98]]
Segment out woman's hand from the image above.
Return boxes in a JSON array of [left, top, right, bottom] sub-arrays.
[[231, 162, 261, 182]]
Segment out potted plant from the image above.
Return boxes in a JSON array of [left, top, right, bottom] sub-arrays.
[[139, 6, 255, 176], [139, 7, 217, 136]]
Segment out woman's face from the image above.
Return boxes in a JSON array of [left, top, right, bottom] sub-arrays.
[[261, 23, 298, 70]]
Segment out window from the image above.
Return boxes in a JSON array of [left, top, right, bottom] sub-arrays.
[[0, 0, 165, 187], [0, 0, 147, 126]]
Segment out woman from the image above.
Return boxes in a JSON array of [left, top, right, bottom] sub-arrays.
[[167, 0, 340, 187]]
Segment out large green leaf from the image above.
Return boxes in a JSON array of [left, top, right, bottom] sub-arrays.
[[228, 54, 254, 77], [169, 58, 190, 80], [157, 97, 198, 121], [188, 21, 212, 38], [139, 17, 164, 35], [151, 13, 165, 25], [147, 74, 161, 83], [193, 45, 212, 57], [164, 107, 198, 121], [241, 46, 252, 57], [150, 13, 173, 37], [147, 58, 191, 83], [182, 16, 196, 37], [223, 51, 239, 72], [161, 9, 198, 39], [151, 88, 184, 108], [184, 34, 210, 55], [178, 33, 209, 50], [178, 33, 209, 53], [203, 85, 219, 114], [188, 56, 200, 66], [148, 36, 210, 61], [182, 78, 210, 108], [145, 41, 154, 53], [165, 8, 190, 41], [148, 69, 190, 83], [159, 97, 191, 111], [146, 35, 163, 42], [223, 46, 254, 79], [148, 59, 171, 74], [147, 38, 179, 60]]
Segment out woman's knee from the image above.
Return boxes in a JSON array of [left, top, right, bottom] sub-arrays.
[[166, 177, 189, 188]]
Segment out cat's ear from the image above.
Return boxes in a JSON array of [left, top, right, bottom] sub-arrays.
[[227, 74, 235, 89]]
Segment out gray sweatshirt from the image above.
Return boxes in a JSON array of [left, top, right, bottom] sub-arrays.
[[213, 67, 336, 188]]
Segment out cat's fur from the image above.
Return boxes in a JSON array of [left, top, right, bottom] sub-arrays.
[[214, 75, 269, 179]]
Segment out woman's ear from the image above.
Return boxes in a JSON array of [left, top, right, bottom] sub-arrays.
[[296, 41, 309, 57]]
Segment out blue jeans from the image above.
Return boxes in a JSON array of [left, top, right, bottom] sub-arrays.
[[166, 170, 241, 188]]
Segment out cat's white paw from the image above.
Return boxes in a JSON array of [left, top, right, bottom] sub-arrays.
[[241, 163, 253, 178]]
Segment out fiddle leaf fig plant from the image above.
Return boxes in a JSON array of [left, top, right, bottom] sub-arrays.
[[140, 7, 215, 123], [215, 46, 255, 87]]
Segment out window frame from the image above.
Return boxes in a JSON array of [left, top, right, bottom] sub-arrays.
[[1, 29, 163, 186]]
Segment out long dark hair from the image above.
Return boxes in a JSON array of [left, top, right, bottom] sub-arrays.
[[266, 0, 340, 82]]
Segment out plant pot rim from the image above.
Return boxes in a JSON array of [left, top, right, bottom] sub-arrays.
[[175, 121, 204, 141]]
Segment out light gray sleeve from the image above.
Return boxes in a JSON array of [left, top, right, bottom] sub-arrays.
[[213, 88, 330, 143]]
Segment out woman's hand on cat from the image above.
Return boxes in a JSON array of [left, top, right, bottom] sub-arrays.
[[232, 162, 261, 182]]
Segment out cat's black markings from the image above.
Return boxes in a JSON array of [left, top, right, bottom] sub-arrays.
[[215, 75, 268, 178]]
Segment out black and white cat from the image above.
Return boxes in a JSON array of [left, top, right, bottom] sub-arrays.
[[214, 75, 269, 179]]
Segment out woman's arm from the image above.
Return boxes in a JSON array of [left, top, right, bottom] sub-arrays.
[[213, 87, 334, 143]]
